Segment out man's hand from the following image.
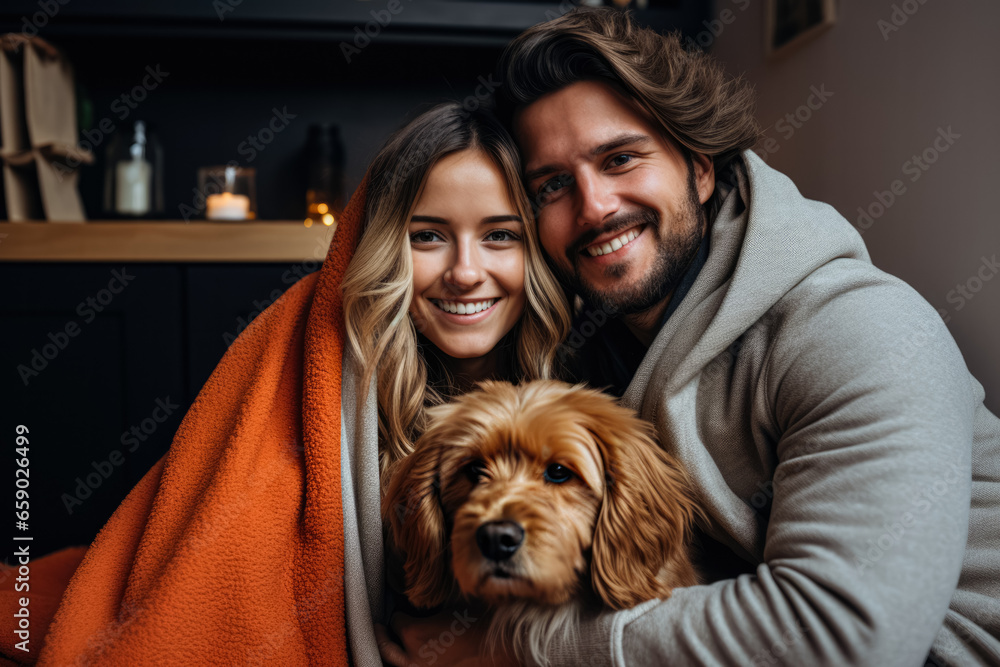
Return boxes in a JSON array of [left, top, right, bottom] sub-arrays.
[[375, 606, 519, 667]]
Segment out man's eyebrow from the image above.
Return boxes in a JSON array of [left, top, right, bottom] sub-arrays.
[[592, 133, 651, 155], [523, 133, 653, 182], [523, 164, 559, 183]]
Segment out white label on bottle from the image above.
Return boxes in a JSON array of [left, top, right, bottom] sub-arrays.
[[115, 158, 152, 215]]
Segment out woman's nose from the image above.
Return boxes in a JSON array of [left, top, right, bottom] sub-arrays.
[[444, 244, 485, 290]]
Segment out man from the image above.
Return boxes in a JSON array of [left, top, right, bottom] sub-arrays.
[[381, 8, 1000, 666], [502, 8, 1000, 666]]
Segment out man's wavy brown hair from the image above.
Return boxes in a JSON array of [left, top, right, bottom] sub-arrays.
[[494, 7, 761, 171]]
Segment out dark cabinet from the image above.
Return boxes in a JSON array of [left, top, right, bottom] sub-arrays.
[[0, 261, 316, 556]]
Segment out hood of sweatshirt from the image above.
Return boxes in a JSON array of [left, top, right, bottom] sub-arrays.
[[624, 150, 872, 409], [620, 150, 874, 561]]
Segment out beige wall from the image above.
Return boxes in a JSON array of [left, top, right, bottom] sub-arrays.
[[710, 0, 1000, 413]]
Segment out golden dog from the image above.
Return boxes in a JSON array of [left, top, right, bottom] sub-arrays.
[[383, 380, 702, 664]]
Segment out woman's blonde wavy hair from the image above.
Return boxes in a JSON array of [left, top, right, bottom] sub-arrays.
[[342, 102, 570, 486]]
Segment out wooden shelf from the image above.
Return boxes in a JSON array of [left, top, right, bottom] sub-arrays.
[[0, 221, 336, 262]]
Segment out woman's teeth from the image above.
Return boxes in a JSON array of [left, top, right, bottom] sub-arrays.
[[432, 298, 497, 315], [586, 227, 641, 257]]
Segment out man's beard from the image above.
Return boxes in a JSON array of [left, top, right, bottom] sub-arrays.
[[558, 172, 707, 317]]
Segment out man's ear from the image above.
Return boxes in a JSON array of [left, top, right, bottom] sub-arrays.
[[693, 152, 715, 205]]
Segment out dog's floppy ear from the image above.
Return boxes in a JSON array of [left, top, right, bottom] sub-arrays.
[[382, 436, 451, 609], [582, 397, 701, 609]]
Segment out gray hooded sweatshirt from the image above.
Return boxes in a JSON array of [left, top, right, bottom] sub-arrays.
[[342, 150, 1000, 667]]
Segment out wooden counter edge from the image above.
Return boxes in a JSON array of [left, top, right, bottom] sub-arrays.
[[0, 221, 336, 262]]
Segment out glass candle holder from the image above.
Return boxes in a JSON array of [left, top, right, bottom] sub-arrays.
[[198, 165, 257, 221]]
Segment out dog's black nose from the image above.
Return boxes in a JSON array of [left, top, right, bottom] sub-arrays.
[[476, 521, 524, 561]]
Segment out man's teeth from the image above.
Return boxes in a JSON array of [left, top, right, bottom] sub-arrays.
[[586, 227, 641, 257], [432, 298, 498, 315]]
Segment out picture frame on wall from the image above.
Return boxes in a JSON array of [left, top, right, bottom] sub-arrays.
[[765, 0, 837, 60]]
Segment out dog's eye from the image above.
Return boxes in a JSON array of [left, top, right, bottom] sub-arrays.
[[544, 463, 573, 484], [464, 460, 487, 483]]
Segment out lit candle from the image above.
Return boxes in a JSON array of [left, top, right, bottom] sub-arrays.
[[206, 192, 250, 220]]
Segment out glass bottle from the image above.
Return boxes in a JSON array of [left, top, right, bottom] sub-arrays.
[[103, 120, 164, 218]]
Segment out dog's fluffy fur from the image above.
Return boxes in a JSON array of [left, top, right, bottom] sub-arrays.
[[382, 380, 703, 665]]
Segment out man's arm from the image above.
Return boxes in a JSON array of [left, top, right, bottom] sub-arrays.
[[546, 274, 976, 666]]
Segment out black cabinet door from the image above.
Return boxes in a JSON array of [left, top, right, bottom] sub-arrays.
[[1, 264, 186, 558], [183, 263, 317, 400], [0, 261, 318, 557]]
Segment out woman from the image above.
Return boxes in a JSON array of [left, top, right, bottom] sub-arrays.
[[0, 102, 566, 667], [342, 102, 570, 487], [340, 102, 570, 667]]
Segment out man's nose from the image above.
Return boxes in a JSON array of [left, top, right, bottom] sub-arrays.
[[575, 171, 619, 227]]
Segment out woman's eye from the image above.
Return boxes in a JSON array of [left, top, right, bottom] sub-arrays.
[[609, 154, 632, 168], [484, 229, 520, 243], [543, 463, 573, 484], [410, 230, 442, 244]]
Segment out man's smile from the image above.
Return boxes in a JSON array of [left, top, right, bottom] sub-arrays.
[[583, 225, 644, 257], [568, 208, 660, 266]]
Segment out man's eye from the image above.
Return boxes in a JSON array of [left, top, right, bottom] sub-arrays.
[[536, 174, 574, 203], [610, 154, 632, 167], [484, 229, 520, 243], [410, 230, 442, 244]]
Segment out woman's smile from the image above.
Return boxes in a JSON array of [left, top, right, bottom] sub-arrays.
[[430, 297, 500, 316], [426, 296, 506, 329]]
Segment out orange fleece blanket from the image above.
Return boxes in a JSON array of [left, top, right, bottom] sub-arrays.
[[1, 178, 368, 666]]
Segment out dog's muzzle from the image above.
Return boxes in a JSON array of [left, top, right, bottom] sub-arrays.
[[475, 521, 524, 561]]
